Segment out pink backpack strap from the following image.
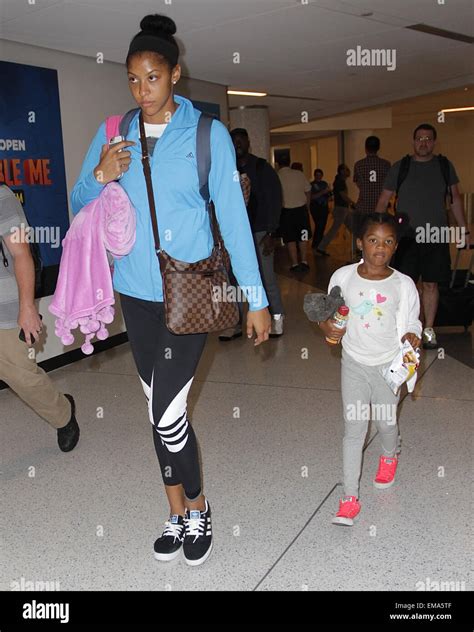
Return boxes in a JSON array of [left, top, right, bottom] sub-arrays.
[[105, 115, 123, 142]]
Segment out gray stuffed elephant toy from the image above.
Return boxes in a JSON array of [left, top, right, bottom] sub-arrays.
[[303, 285, 344, 323]]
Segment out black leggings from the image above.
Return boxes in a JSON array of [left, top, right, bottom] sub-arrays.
[[120, 294, 207, 501]]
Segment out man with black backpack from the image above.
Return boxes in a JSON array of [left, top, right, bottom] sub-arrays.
[[376, 123, 469, 349], [0, 184, 80, 451], [219, 128, 285, 340]]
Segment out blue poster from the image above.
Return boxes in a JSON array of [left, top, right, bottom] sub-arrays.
[[0, 60, 69, 295]]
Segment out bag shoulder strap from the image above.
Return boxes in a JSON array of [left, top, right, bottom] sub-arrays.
[[196, 112, 216, 204], [105, 115, 122, 143], [0, 237, 9, 268], [195, 113, 221, 246], [105, 109, 140, 142], [139, 111, 221, 256], [137, 112, 161, 254], [396, 154, 411, 196], [438, 154, 453, 204], [119, 108, 140, 139]]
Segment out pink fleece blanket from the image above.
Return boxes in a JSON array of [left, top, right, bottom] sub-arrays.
[[49, 182, 136, 354]]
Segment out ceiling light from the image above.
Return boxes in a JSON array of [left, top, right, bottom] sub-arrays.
[[227, 90, 268, 97], [406, 23, 473, 44], [441, 106, 474, 113]]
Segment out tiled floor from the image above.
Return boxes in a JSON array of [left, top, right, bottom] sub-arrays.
[[1, 236, 472, 592]]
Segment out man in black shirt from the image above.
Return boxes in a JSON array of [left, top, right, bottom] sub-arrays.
[[310, 168, 331, 250], [219, 128, 285, 339]]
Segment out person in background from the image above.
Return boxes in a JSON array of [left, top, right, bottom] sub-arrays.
[[316, 164, 356, 257], [0, 184, 80, 452], [353, 136, 391, 214], [291, 162, 304, 171], [219, 129, 285, 341], [375, 123, 469, 350], [309, 168, 331, 251], [278, 155, 312, 272]]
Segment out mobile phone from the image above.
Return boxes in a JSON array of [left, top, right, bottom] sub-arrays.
[[109, 135, 125, 148], [19, 314, 43, 344], [109, 135, 125, 180]]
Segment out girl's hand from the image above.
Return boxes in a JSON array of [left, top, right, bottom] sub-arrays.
[[246, 308, 271, 346], [402, 332, 421, 349], [93, 140, 135, 185], [319, 319, 345, 344]]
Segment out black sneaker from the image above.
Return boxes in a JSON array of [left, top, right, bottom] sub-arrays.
[[183, 499, 213, 566], [154, 515, 185, 561], [57, 394, 80, 452], [218, 327, 243, 342]]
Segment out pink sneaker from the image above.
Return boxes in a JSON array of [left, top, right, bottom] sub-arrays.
[[332, 496, 361, 526], [374, 455, 398, 489]]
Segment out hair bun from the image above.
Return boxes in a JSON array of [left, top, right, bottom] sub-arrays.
[[140, 14, 177, 36]]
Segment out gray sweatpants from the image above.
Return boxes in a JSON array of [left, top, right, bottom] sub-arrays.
[[341, 349, 400, 498]]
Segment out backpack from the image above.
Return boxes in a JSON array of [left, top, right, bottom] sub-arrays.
[[396, 153, 453, 204], [394, 154, 453, 239], [105, 108, 216, 208]]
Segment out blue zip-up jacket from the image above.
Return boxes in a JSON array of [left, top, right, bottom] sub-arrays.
[[71, 95, 268, 311]]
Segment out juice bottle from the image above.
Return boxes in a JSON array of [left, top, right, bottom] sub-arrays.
[[325, 305, 349, 345]]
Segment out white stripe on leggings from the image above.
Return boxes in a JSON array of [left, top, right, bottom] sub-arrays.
[[139, 374, 194, 453]]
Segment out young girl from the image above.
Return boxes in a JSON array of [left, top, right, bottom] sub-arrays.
[[71, 14, 270, 564], [319, 212, 422, 525]]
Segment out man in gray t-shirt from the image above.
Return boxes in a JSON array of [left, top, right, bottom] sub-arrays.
[[0, 185, 29, 328], [376, 124, 470, 350], [0, 184, 80, 452], [383, 153, 458, 230]]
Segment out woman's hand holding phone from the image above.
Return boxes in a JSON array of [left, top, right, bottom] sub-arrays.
[[93, 138, 135, 185]]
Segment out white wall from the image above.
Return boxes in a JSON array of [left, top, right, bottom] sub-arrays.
[[0, 39, 228, 361]]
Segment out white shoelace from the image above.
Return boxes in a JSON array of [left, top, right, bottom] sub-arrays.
[[185, 515, 205, 540], [162, 520, 183, 542]]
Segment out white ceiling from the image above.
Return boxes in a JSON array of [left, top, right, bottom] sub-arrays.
[[1, 0, 473, 127]]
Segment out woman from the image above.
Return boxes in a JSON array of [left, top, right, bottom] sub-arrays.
[[316, 164, 355, 257], [71, 14, 271, 567], [309, 168, 331, 251]]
